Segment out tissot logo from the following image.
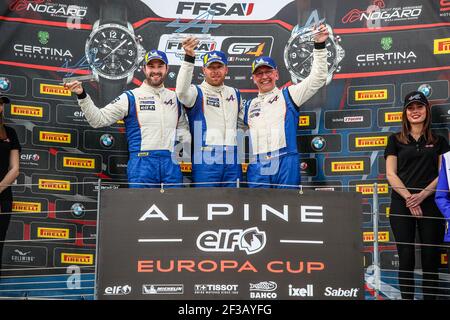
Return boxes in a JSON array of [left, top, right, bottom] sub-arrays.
[[194, 284, 238, 295], [39, 131, 71, 143], [11, 105, 43, 117], [176, 2, 254, 16], [197, 227, 266, 254], [434, 38, 450, 54]]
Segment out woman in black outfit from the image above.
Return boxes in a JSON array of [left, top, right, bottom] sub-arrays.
[[0, 96, 20, 278], [385, 91, 450, 300]]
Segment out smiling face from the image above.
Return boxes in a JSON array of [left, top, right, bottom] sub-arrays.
[[405, 102, 427, 125], [202, 62, 228, 87], [252, 66, 279, 93], [143, 59, 168, 87]]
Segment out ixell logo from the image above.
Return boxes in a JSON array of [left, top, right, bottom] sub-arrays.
[[197, 227, 266, 255]]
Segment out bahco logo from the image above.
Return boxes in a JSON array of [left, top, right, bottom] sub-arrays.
[[197, 227, 266, 255]]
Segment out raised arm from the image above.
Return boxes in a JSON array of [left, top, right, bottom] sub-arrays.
[[175, 36, 200, 108]]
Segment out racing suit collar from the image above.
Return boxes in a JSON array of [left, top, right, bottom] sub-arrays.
[[258, 87, 280, 98], [201, 80, 225, 93], [142, 80, 166, 95]]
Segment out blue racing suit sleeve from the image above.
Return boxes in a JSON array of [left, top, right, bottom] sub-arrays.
[[436, 156, 450, 219]]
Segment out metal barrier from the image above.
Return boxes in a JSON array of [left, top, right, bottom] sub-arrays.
[[0, 180, 449, 300]]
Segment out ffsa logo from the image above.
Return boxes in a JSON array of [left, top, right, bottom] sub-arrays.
[[197, 227, 266, 254], [176, 2, 254, 16]]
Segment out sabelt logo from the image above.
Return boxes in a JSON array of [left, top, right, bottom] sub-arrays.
[[355, 136, 388, 147], [38, 178, 71, 191], [37, 227, 69, 239], [63, 157, 95, 169], [363, 231, 389, 242], [299, 116, 310, 127], [40, 84, 71, 96], [39, 131, 71, 143], [331, 161, 364, 172], [385, 112, 402, 123], [434, 38, 450, 54], [61, 253, 94, 265], [12, 201, 41, 213], [355, 89, 388, 101], [355, 184, 389, 195], [11, 105, 43, 117], [179, 162, 192, 173]]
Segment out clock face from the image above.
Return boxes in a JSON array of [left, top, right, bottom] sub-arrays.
[[86, 24, 139, 80], [284, 35, 337, 80]]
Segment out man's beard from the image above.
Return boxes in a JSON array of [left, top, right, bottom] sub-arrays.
[[146, 72, 165, 87]]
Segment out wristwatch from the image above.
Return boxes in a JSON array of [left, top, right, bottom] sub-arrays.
[[284, 23, 345, 85], [85, 0, 146, 105], [283, 1, 343, 85]]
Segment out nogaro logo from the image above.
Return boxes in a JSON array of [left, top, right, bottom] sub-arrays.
[[9, 0, 88, 19], [342, 1, 422, 24], [197, 227, 266, 254], [176, 2, 254, 16]]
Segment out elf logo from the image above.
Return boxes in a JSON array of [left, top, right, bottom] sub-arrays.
[[176, 2, 254, 16]]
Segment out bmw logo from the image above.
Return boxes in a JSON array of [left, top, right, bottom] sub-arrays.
[[71, 203, 85, 218], [418, 84, 432, 98], [168, 72, 176, 80], [100, 134, 114, 148], [0, 77, 11, 91], [311, 136, 326, 151]]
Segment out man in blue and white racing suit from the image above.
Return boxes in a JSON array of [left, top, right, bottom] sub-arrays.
[[176, 37, 242, 187], [241, 24, 329, 188], [65, 50, 190, 188]]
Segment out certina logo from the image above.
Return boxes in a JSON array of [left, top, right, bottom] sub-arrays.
[[37, 227, 69, 239], [104, 285, 132, 296], [9, 0, 88, 19], [12, 201, 41, 213], [39, 131, 71, 143], [356, 51, 417, 65], [249, 281, 277, 299], [14, 44, 73, 61], [61, 253, 94, 265], [342, 1, 422, 24], [176, 2, 254, 16], [197, 227, 266, 255], [434, 38, 450, 54], [63, 157, 95, 169], [142, 284, 184, 295], [40, 84, 72, 96], [11, 105, 43, 117], [324, 287, 359, 298], [289, 284, 314, 297], [194, 284, 238, 295], [331, 161, 364, 172], [355, 89, 388, 101]]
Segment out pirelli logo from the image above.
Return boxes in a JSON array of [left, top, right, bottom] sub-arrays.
[[63, 157, 95, 169], [12, 201, 41, 213], [363, 231, 390, 242], [331, 161, 364, 172], [385, 207, 390, 218], [180, 162, 192, 173], [11, 105, 43, 117], [442, 253, 448, 265], [355, 183, 389, 195], [38, 227, 69, 239], [299, 115, 310, 127], [434, 38, 450, 54], [38, 179, 71, 191], [61, 253, 94, 265], [39, 131, 71, 143], [355, 136, 388, 147], [385, 112, 402, 123], [40, 84, 71, 96], [355, 89, 388, 101]]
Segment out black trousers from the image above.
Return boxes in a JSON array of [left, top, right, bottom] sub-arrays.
[[390, 196, 445, 300], [0, 200, 12, 279]]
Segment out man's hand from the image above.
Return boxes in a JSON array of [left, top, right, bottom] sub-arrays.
[[64, 80, 84, 95], [313, 23, 329, 43], [182, 36, 199, 58]]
